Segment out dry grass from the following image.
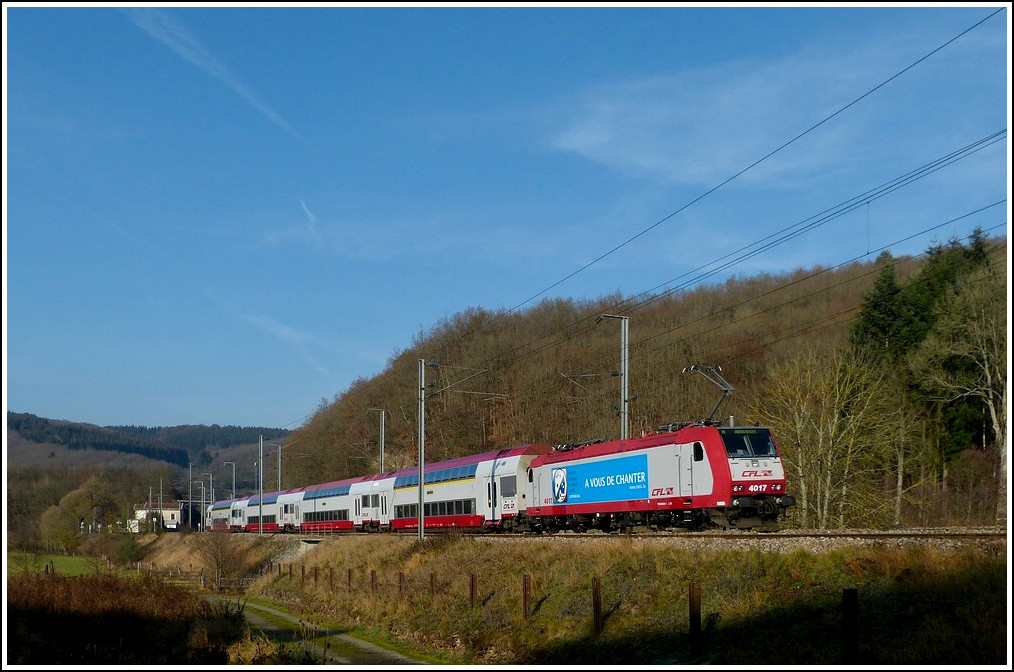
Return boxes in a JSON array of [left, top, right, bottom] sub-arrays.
[[136, 531, 1007, 665], [136, 531, 294, 574]]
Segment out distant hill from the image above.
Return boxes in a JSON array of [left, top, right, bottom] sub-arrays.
[[6, 412, 290, 469]]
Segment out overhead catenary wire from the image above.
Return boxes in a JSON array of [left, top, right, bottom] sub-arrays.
[[488, 132, 1006, 376], [626, 230, 1008, 408], [556, 231, 1006, 426], [519, 221, 1006, 419], [363, 186, 1005, 436], [479, 189, 1006, 395], [345, 213, 1004, 446], [388, 107, 1006, 397], [362, 10, 1006, 402], [480, 8, 1006, 329]]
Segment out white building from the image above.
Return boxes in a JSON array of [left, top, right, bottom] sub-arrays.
[[130, 503, 182, 532]]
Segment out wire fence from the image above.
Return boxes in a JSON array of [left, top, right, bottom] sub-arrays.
[[134, 557, 997, 664]]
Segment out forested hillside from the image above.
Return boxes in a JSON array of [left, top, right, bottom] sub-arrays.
[[7, 413, 289, 468], [286, 229, 1006, 529], [5, 230, 1005, 554], [7, 413, 190, 467]]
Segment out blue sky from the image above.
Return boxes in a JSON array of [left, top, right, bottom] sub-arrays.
[[4, 4, 1009, 430]]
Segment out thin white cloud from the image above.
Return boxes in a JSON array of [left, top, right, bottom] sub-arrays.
[[262, 17, 1002, 279], [125, 8, 300, 138], [552, 55, 870, 189], [549, 22, 1000, 191]]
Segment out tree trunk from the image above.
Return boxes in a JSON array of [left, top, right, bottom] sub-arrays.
[[894, 448, 904, 527]]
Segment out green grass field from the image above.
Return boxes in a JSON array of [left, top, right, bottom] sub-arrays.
[[7, 552, 124, 578]]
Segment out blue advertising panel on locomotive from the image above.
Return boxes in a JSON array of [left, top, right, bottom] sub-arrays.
[[551, 453, 649, 504]]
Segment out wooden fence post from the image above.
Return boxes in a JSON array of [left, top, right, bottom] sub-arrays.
[[470, 574, 477, 610], [689, 581, 702, 657], [592, 576, 603, 635], [371, 569, 377, 592], [523, 574, 531, 620], [842, 588, 858, 664]]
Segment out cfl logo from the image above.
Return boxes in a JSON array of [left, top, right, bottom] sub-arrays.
[[741, 470, 773, 477], [651, 487, 674, 497]]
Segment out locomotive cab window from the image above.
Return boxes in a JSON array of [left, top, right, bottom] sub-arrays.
[[693, 442, 704, 461], [719, 428, 777, 458]]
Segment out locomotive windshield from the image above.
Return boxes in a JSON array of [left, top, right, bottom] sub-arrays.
[[718, 428, 778, 458]]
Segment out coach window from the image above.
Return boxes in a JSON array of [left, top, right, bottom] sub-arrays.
[[501, 475, 517, 498]]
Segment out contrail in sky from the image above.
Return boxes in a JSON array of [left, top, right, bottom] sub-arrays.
[[125, 8, 300, 138], [298, 197, 322, 243]]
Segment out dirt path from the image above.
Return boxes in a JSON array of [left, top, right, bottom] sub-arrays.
[[208, 596, 426, 665]]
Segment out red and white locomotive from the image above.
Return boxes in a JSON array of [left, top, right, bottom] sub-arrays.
[[526, 422, 795, 532]]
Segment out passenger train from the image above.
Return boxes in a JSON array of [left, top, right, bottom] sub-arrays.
[[205, 420, 796, 534]]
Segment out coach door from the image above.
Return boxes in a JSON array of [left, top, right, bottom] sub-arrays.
[[361, 493, 381, 529], [378, 493, 389, 528], [499, 475, 517, 518], [487, 479, 499, 523]]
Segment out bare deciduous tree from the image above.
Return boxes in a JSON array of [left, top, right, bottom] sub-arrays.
[[753, 347, 895, 529], [193, 531, 245, 585]]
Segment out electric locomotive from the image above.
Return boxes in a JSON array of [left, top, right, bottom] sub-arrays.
[[524, 421, 795, 532]]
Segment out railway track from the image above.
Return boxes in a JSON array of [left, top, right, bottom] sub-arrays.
[[294, 525, 1004, 539], [452, 526, 1008, 554], [289, 526, 1007, 555], [540, 527, 1008, 540]]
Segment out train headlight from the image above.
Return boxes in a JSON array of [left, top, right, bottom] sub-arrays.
[[732, 484, 744, 492]]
